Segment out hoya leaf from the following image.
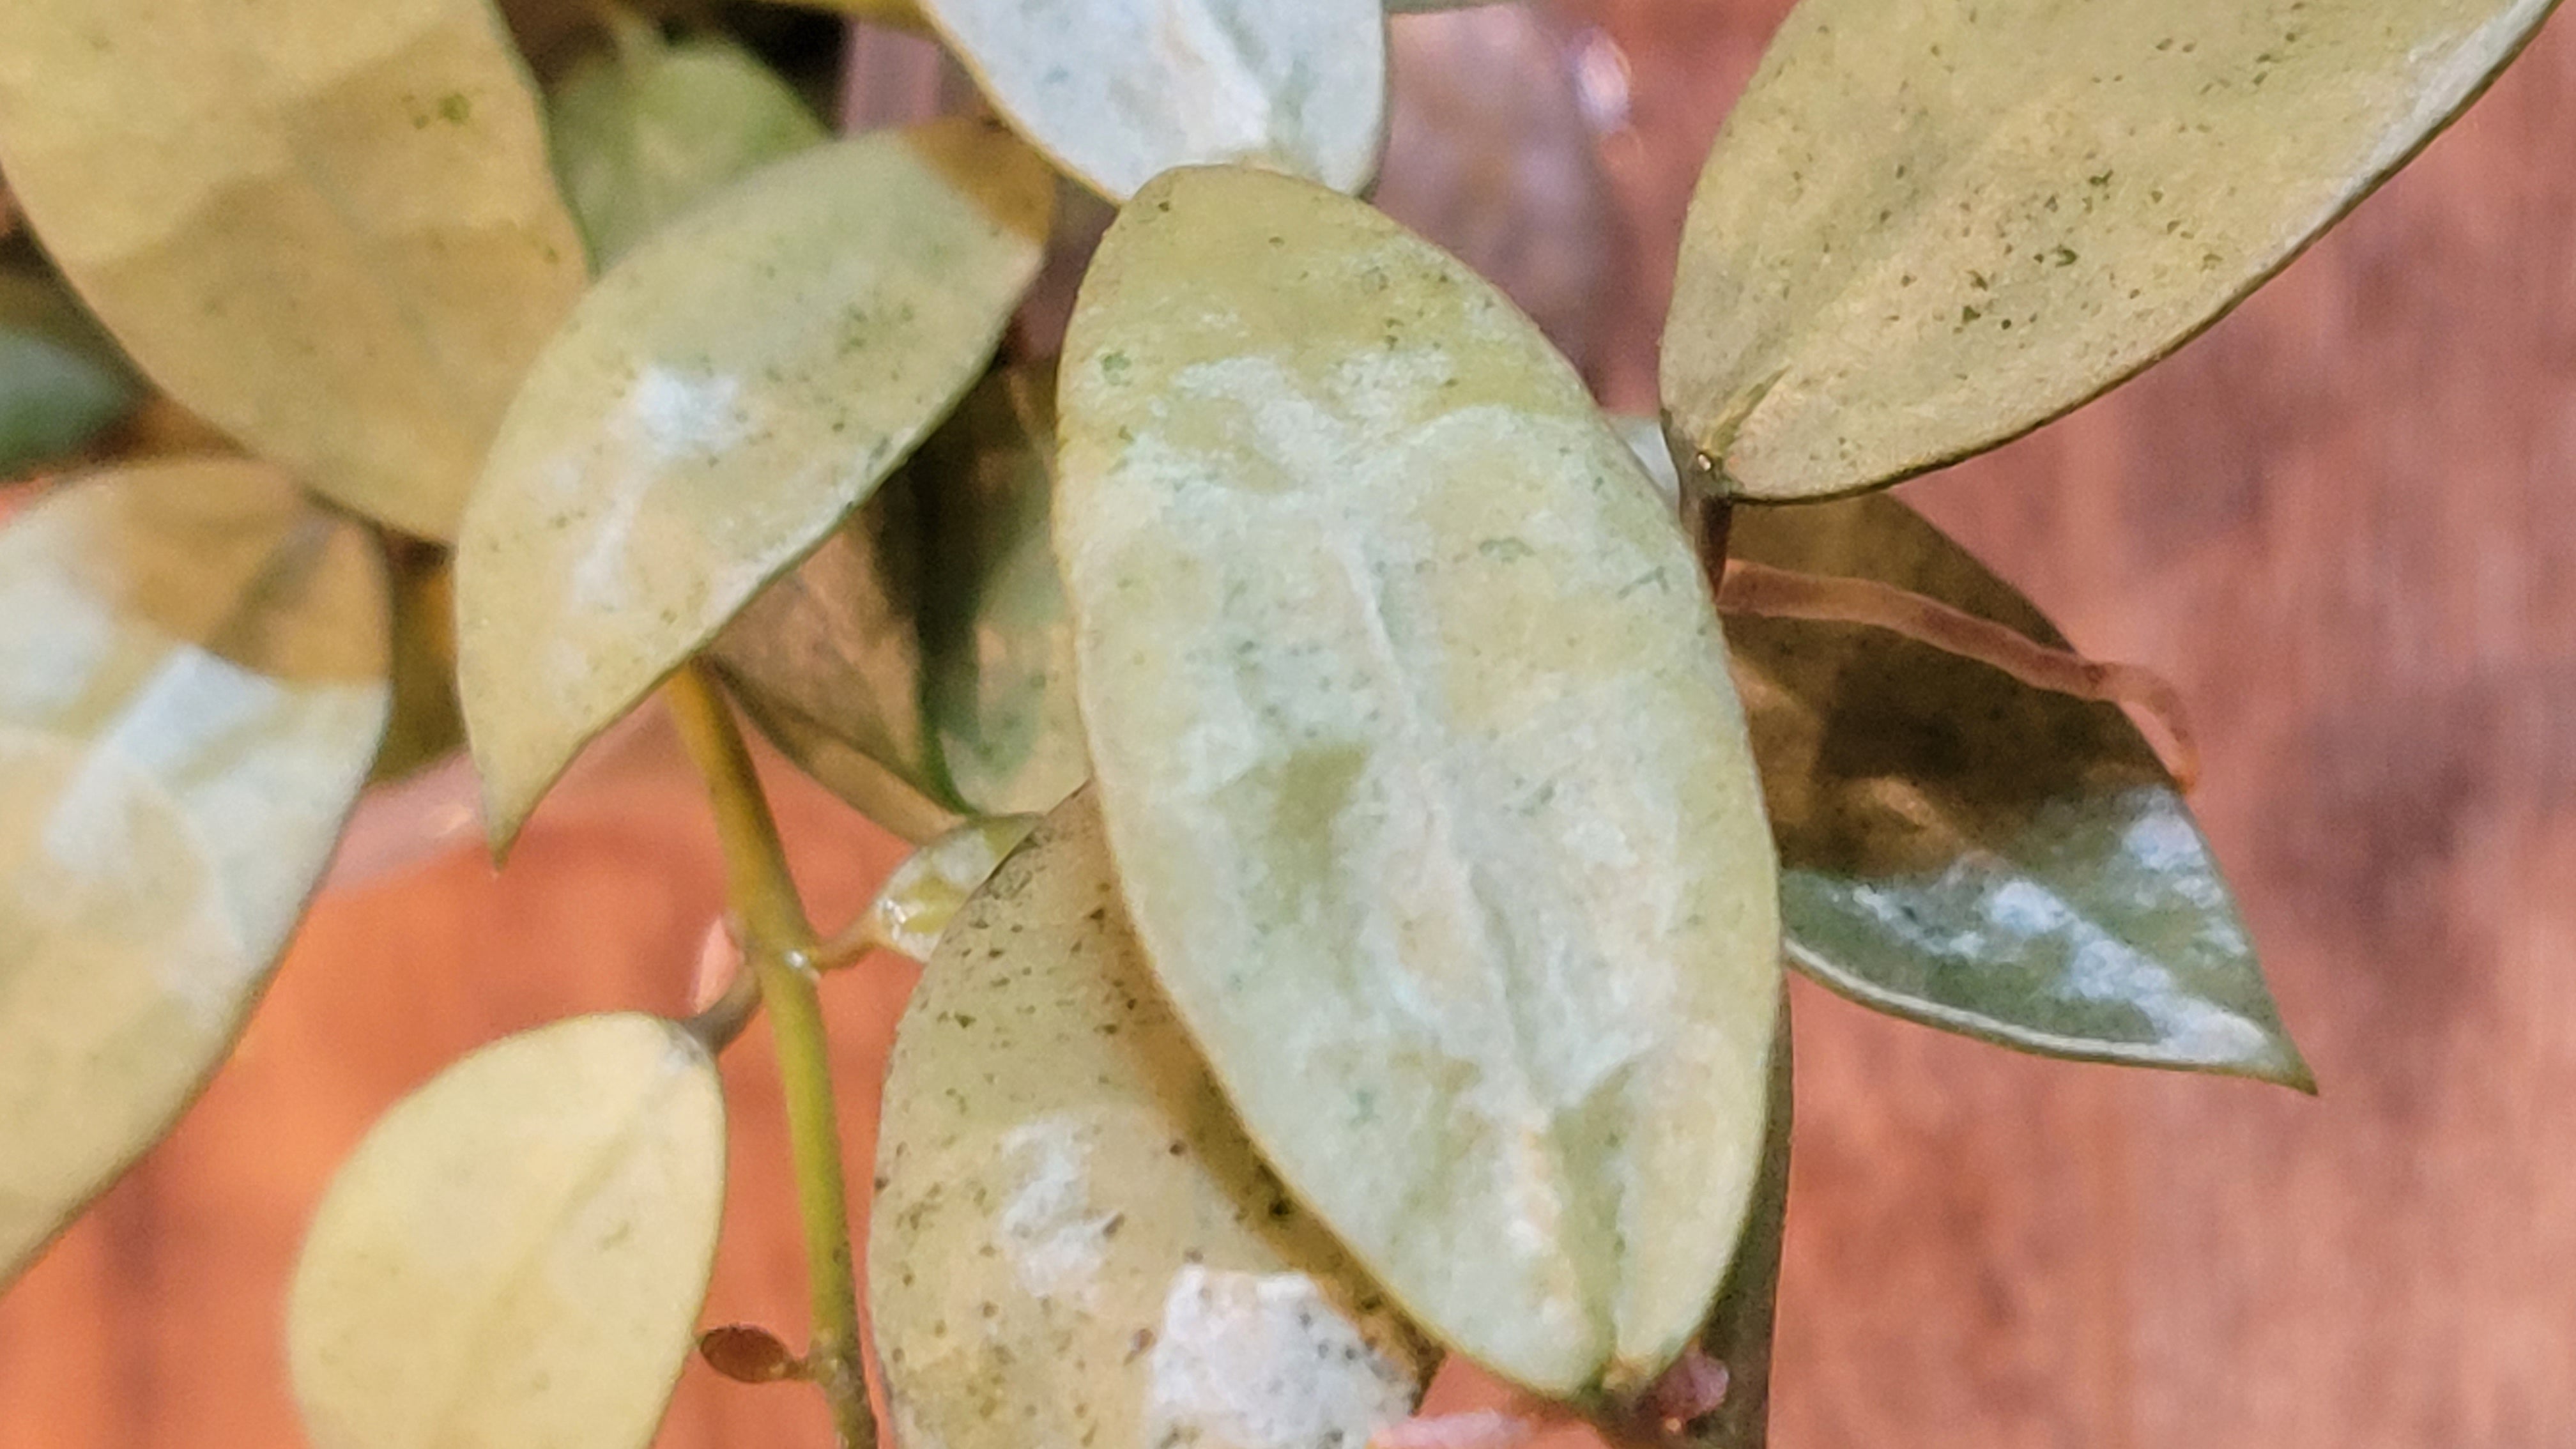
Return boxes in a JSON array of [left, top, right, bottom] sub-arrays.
[[0, 459, 390, 1283], [0, 0, 588, 538], [288, 1013, 726, 1449], [855, 813, 1038, 960], [871, 795, 1434, 1449], [709, 470, 956, 832], [715, 362, 1087, 827], [547, 17, 829, 269], [793, 0, 933, 31], [457, 118, 1052, 852], [1387, 1, 1508, 13], [1662, 0, 2557, 501], [914, 362, 1088, 816], [0, 256, 137, 477], [1726, 495, 2310, 1087], [1057, 164, 1781, 1398], [916, 0, 1387, 201]]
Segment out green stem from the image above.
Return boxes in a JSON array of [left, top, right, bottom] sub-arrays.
[[667, 665, 876, 1449]]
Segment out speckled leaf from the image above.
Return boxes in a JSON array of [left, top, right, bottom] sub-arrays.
[[1728, 495, 2309, 1087], [859, 814, 1038, 960], [0, 254, 137, 477], [457, 118, 1052, 852], [0, 459, 390, 1284], [716, 362, 1087, 828], [547, 18, 829, 269], [0, 0, 587, 537], [917, 0, 1386, 201], [1057, 164, 1781, 1398], [871, 795, 1434, 1449], [1661, 0, 2557, 501], [289, 1013, 725, 1449]]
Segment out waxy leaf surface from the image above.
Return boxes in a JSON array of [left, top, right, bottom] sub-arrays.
[[1057, 165, 1781, 1397], [0, 0, 587, 537], [1727, 495, 2308, 1086], [0, 459, 389, 1282], [548, 20, 829, 268], [457, 119, 1052, 850], [0, 257, 137, 477], [289, 1013, 725, 1449], [717, 363, 1087, 830], [917, 0, 1386, 200], [872, 795, 1434, 1449], [1662, 0, 2557, 500]]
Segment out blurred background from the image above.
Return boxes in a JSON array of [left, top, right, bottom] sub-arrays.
[[4, 1, 2573, 1444]]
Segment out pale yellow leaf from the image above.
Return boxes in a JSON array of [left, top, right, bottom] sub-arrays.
[[289, 1013, 726, 1449], [872, 794, 1434, 1449], [1661, 0, 2557, 501], [457, 118, 1053, 852], [1057, 165, 1780, 1397], [0, 459, 390, 1282], [0, 0, 587, 538], [917, 0, 1388, 200]]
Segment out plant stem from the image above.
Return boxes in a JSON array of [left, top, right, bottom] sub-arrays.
[[666, 664, 876, 1449]]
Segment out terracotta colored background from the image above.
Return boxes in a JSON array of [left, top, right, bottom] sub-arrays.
[[6, 1, 2576, 1445]]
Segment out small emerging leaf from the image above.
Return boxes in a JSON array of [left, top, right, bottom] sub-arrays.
[[1662, 0, 2557, 500], [1058, 165, 1780, 1397], [289, 1014, 726, 1449], [548, 18, 829, 269], [0, 253, 137, 477], [1727, 495, 2310, 1087], [0, 0, 588, 537], [0, 459, 390, 1283], [858, 814, 1038, 960], [871, 794, 1434, 1449], [457, 118, 1053, 852], [917, 0, 1388, 201]]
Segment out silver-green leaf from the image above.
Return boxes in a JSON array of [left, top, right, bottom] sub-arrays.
[[0, 459, 390, 1283], [1728, 494, 2310, 1088], [288, 1013, 726, 1449], [546, 17, 829, 269], [457, 118, 1053, 851], [871, 793, 1434, 1449], [1661, 0, 2557, 501], [917, 0, 1388, 201], [1057, 164, 1781, 1398]]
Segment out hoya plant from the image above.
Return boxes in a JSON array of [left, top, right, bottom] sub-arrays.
[[0, 0, 2550, 1445]]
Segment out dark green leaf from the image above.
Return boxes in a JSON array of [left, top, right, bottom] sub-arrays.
[[547, 17, 829, 269], [0, 459, 391, 1283], [714, 362, 1087, 831], [871, 793, 1434, 1449], [0, 254, 136, 476], [1662, 0, 2557, 501], [1727, 494, 2311, 1088]]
